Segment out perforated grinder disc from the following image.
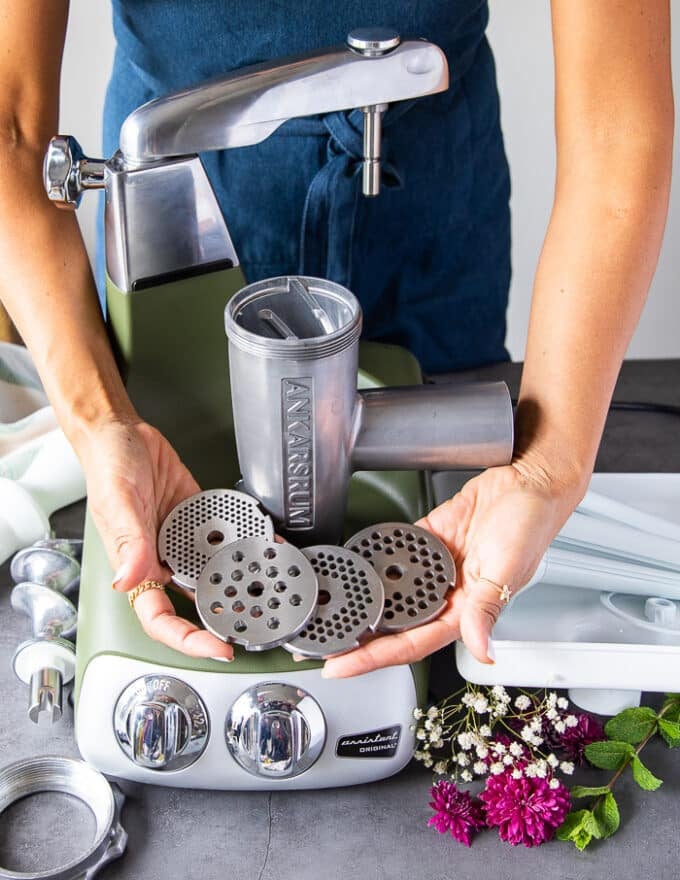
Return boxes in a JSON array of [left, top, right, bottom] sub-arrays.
[[195, 537, 319, 651], [282, 546, 385, 658], [345, 523, 455, 633], [158, 489, 274, 591]]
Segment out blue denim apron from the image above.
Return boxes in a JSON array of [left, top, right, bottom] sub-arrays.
[[102, 1, 510, 373]]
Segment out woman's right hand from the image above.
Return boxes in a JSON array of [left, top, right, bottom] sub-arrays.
[[79, 418, 234, 660]]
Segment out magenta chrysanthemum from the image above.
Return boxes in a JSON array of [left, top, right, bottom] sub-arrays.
[[428, 780, 486, 846], [559, 713, 605, 764], [480, 771, 571, 847]]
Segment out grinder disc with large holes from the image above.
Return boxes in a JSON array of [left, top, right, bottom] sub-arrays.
[[345, 523, 455, 633], [282, 546, 385, 658], [158, 489, 274, 591], [195, 537, 318, 651]]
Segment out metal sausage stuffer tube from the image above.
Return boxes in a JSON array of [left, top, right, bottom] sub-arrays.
[[225, 276, 514, 544]]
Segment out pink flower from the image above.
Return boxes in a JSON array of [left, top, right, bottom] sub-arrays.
[[480, 771, 571, 847], [428, 780, 486, 846], [559, 713, 605, 764]]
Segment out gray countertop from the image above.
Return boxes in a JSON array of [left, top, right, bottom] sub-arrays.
[[1, 359, 679, 879]]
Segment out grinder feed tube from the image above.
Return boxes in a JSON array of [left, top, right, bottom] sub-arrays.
[[225, 277, 514, 545]]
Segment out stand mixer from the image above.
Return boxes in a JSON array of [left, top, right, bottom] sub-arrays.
[[43, 31, 514, 789]]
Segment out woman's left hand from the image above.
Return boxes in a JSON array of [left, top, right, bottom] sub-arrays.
[[322, 460, 582, 678]]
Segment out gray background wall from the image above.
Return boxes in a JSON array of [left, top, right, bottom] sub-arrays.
[[60, 1, 679, 360]]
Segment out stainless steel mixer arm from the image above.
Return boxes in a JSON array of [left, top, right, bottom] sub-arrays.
[[119, 40, 448, 165]]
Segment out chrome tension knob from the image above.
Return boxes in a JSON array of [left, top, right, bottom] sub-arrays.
[[347, 28, 401, 197], [43, 135, 106, 209], [114, 675, 209, 771], [226, 682, 326, 779]]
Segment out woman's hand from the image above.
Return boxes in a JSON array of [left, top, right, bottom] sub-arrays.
[[80, 419, 233, 660], [322, 460, 582, 678]]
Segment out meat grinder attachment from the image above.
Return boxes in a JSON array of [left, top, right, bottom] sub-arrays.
[[225, 277, 514, 544]]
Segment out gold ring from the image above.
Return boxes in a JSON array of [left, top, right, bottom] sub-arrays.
[[128, 579, 166, 608], [478, 576, 512, 606]]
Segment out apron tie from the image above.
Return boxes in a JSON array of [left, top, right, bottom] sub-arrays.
[[298, 105, 413, 286]]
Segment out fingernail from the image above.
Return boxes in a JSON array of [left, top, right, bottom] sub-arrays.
[[486, 638, 496, 663], [320, 666, 336, 679], [112, 562, 129, 589], [211, 655, 234, 663]]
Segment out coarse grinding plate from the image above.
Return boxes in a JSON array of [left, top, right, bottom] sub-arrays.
[[158, 489, 274, 591], [195, 537, 318, 651], [282, 546, 385, 658], [345, 522, 455, 633]]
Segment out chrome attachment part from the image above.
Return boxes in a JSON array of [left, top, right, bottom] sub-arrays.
[[345, 522, 455, 632], [12, 638, 76, 725], [196, 538, 318, 651], [43, 135, 105, 210], [11, 546, 80, 593], [226, 682, 326, 778], [283, 546, 384, 657], [346, 29, 401, 195], [114, 675, 209, 771], [158, 489, 274, 591], [0, 755, 127, 880]]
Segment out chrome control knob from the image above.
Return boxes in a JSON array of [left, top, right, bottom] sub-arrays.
[[114, 676, 209, 771], [226, 682, 326, 779], [43, 135, 106, 209]]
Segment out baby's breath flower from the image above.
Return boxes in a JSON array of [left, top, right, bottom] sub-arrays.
[[553, 720, 567, 734], [416, 729, 427, 741], [491, 741, 507, 756], [432, 739, 445, 750], [430, 725, 443, 740], [434, 760, 448, 775], [565, 714, 579, 728], [424, 719, 433, 731], [423, 756, 434, 768], [524, 763, 538, 778], [473, 761, 488, 775], [427, 706, 439, 720], [545, 707, 558, 721], [560, 762, 575, 776], [461, 692, 474, 707], [514, 694, 531, 711], [511, 768, 523, 780], [473, 697, 489, 714], [460, 770, 473, 783], [457, 732, 474, 750], [557, 697, 569, 710], [547, 692, 558, 709], [491, 685, 508, 700], [479, 724, 492, 738], [535, 760, 548, 779], [520, 725, 534, 743], [530, 717, 543, 732], [549, 777, 561, 789], [509, 742, 524, 758], [457, 753, 470, 767], [489, 762, 505, 775], [547, 753, 559, 768], [502, 754, 514, 766], [475, 745, 489, 760], [413, 708, 424, 720]]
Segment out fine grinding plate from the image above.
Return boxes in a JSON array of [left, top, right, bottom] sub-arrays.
[[195, 537, 319, 651], [345, 523, 456, 633], [158, 489, 274, 591], [282, 546, 385, 658]]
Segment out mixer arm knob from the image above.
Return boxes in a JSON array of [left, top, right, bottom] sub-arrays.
[[43, 135, 106, 209]]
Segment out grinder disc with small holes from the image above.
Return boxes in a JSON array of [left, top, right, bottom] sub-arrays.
[[195, 537, 319, 651], [282, 546, 385, 658], [158, 489, 274, 591], [345, 523, 455, 633]]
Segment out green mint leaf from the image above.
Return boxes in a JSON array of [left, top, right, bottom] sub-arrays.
[[604, 707, 657, 744], [570, 785, 611, 799], [662, 694, 680, 723], [631, 756, 663, 790], [557, 810, 593, 850], [593, 792, 620, 839], [658, 718, 680, 748], [585, 740, 635, 770], [583, 811, 604, 840]]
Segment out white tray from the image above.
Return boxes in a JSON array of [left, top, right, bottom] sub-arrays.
[[456, 473, 680, 714]]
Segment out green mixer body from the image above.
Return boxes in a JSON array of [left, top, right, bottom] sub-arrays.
[[75, 267, 432, 710]]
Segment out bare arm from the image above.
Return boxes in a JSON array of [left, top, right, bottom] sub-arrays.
[[0, 0, 231, 659], [516, 0, 674, 495], [325, 0, 673, 677]]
